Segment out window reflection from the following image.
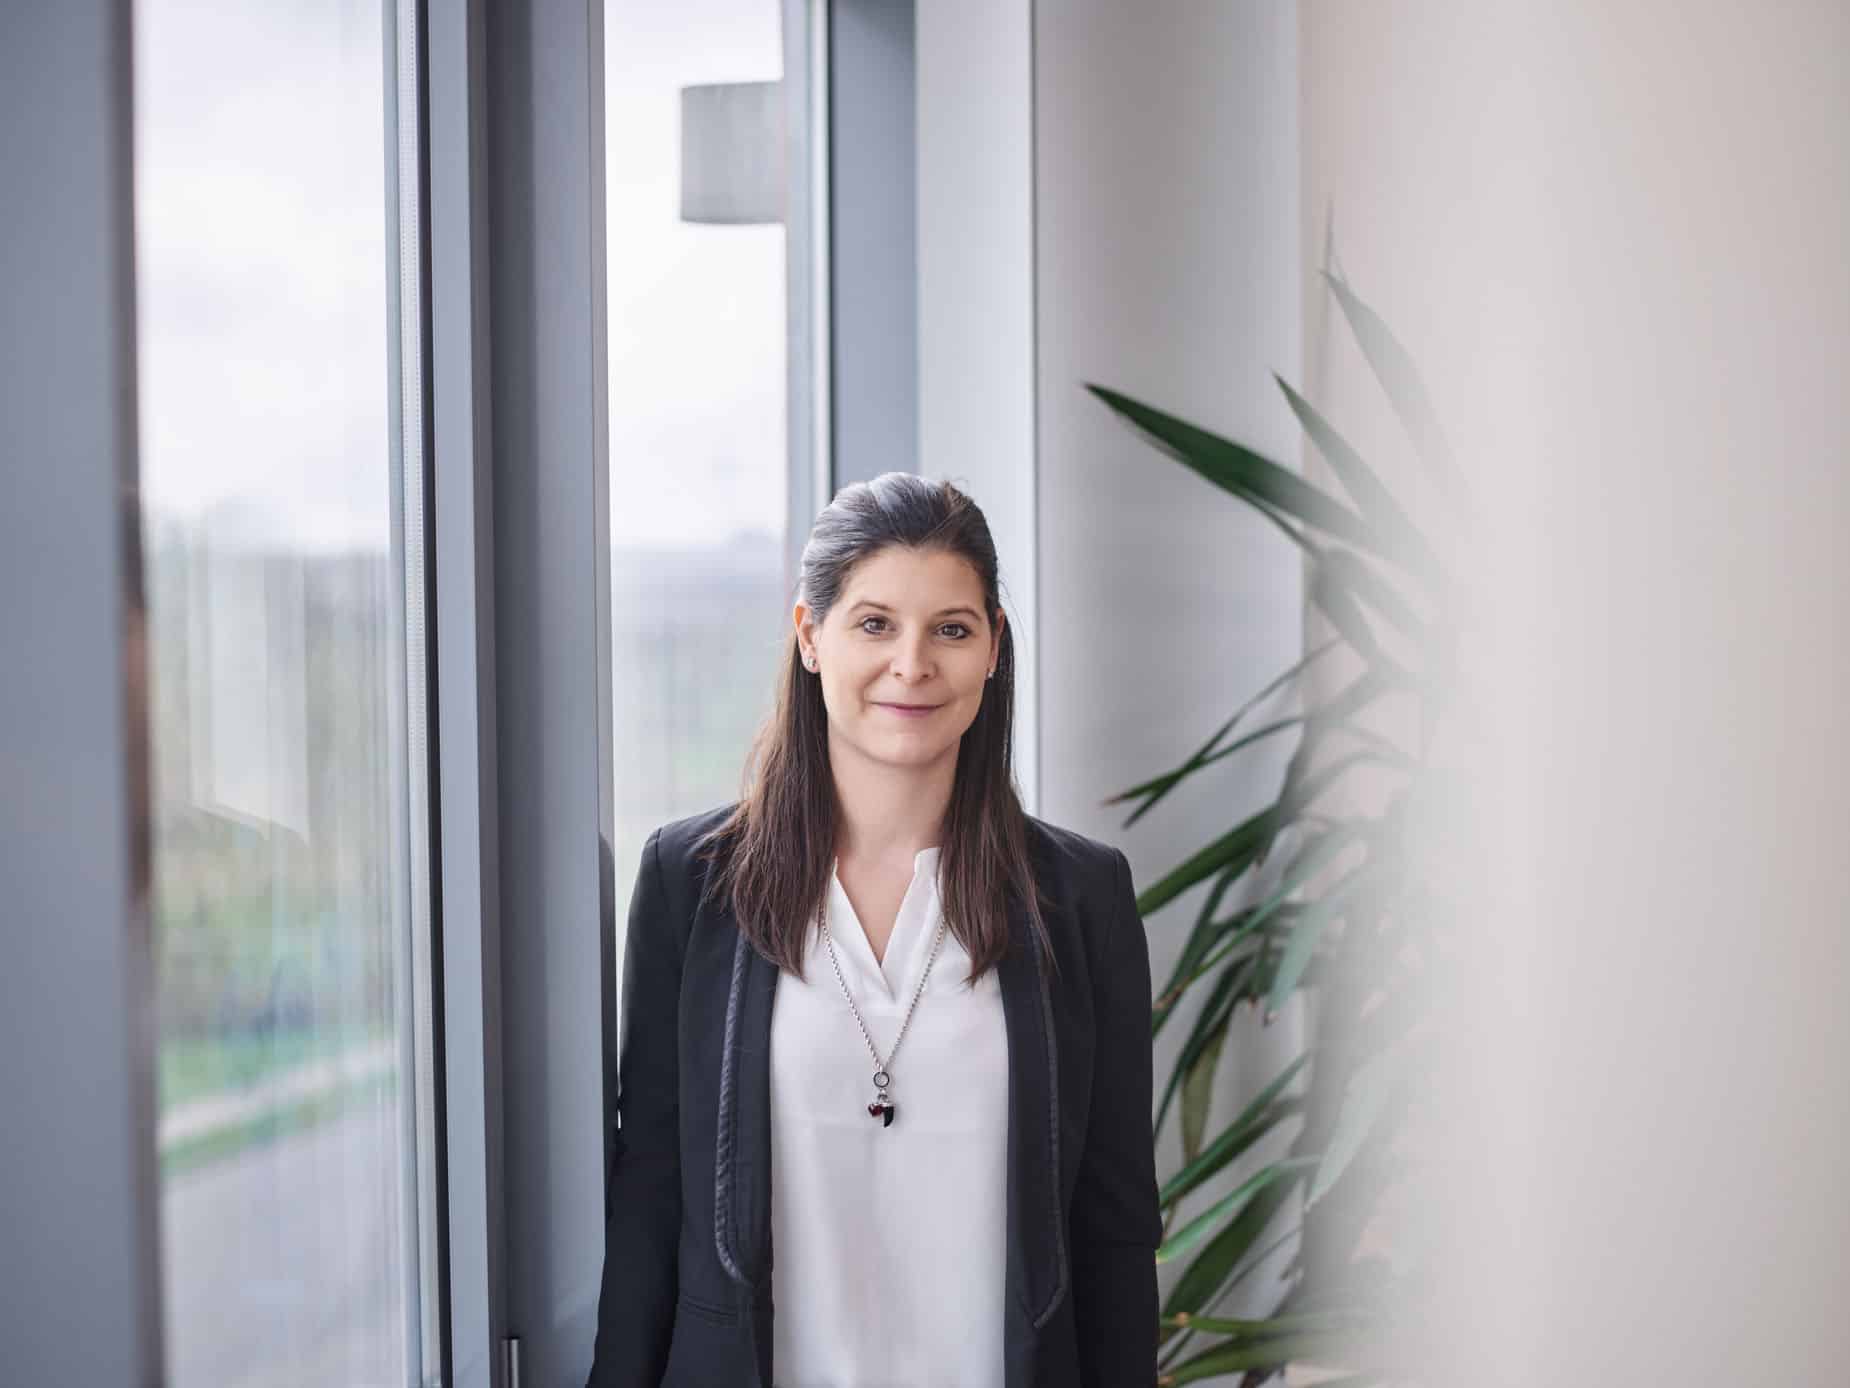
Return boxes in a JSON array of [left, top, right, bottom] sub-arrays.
[[134, 1, 435, 1383], [606, 0, 797, 867]]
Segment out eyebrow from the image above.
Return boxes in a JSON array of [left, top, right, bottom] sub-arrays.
[[848, 600, 984, 621]]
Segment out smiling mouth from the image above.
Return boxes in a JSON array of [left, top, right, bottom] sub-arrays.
[[877, 702, 940, 712]]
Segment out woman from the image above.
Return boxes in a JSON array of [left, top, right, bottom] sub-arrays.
[[587, 473, 1162, 1387]]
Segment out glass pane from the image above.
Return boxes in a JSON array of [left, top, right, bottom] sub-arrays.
[[605, 0, 799, 872], [133, 1, 438, 1384]]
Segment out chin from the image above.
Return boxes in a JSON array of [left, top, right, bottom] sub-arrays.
[[870, 733, 957, 765]]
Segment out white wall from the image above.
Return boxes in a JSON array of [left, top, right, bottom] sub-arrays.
[[916, 0, 1040, 812], [1031, 0, 1306, 1313]]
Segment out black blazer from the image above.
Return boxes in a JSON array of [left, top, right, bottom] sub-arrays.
[[586, 803, 1162, 1387]]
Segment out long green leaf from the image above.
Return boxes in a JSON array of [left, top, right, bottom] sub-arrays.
[[1155, 1302, 1376, 1380], [1333, 721, 1416, 770], [1319, 547, 1428, 648], [1162, 1329, 1369, 1383], [1162, 1096, 1302, 1215], [1263, 857, 1391, 1020], [1179, 1012, 1231, 1163], [1252, 674, 1397, 876], [1309, 1046, 1398, 1208], [1306, 664, 1404, 743], [1153, 874, 1290, 1041], [1228, 479, 1320, 554], [1159, 1184, 1299, 1352], [1275, 372, 1448, 587], [1163, 1336, 1375, 1385], [1308, 551, 1384, 663], [1153, 749, 1396, 1006], [1140, 664, 1405, 960], [1155, 960, 1247, 1136], [1346, 980, 1426, 1065], [1154, 1214, 1302, 1362], [1243, 821, 1365, 938], [1157, 1156, 1317, 1265], [1160, 1307, 1372, 1338], [1267, 741, 1393, 869], [1302, 1152, 1410, 1263], [1161, 1052, 1310, 1206], [1165, 1220, 1306, 1368], [1156, 863, 1251, 989], [1087, 385, 1390, 556], [1105, 637, 1344, 826], [1321, 267, 1470, 507], [1118, 713, 1309, 819], [1136, 810, 1271, 918], [1153, 914, 1247, 1035], [1247, 946, 1336, 1009], [1158, 908, 1292, 1014]]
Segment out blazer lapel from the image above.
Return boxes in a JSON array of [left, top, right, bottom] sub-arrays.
[[994, 881, 1070, 1329], [714, 907, 777, 1288], [713, 871, 1069, 1328]]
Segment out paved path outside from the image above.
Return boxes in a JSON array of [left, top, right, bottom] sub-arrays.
[[159, 1039, 399, 1149], [162, 1100, 421, 1388]]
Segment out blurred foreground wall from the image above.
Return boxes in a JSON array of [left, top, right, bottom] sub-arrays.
[[1301, 1, 1850, 1381]]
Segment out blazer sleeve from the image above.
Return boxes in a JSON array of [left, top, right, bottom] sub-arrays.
[[587, 828, 684, 1387], [1071, 845, 1164, 1387]]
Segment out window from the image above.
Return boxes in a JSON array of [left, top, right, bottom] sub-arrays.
[[604, 0, 820, 865], [133, 1, 441, 1382]]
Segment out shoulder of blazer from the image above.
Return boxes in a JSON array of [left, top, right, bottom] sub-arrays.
[[1022, 811, 1127, 885], [650, 802, 740, 891], [654, 802, 740, 855], [623, 805, 738, 979], [1021, 812, 1137, 950]]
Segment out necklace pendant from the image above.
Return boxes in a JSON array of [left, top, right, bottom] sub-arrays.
[[867, 1074, 896, 1128]]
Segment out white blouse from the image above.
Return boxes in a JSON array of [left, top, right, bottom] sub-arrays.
[[768, 846, 1010, 1388]]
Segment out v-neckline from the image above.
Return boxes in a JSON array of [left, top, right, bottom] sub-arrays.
[[829, 848, 941, 1002]]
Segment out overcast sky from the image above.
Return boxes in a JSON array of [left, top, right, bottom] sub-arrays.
[[134, 0, 789, 555]]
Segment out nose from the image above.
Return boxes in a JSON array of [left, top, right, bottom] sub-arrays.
[[889, 629, 935, 681]]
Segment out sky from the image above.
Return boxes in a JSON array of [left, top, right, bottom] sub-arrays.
[[134, 0, 790, 555]]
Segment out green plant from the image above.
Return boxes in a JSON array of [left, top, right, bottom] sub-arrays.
[[1091, 252, 1463, 1385]]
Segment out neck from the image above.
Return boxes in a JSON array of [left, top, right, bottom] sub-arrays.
[[826, 727, 955, 867]]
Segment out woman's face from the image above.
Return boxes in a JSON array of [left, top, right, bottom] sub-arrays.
[[794, 546, 1004, 771]]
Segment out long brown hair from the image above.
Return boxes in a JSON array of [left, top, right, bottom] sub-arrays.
[[692, 472, 1053, 987]]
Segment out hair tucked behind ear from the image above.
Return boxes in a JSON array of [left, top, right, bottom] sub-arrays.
[[691, 472, 1052, 987]]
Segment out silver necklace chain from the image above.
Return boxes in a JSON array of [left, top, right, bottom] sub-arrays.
[[818, 858, 947, 1127]]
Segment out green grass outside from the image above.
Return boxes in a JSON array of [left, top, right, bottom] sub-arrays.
[[159, 1023, 387, 1113], [160, 1073, 399, 1180]]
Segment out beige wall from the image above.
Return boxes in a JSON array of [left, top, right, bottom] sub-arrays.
[[1301, 1, 1850, 1380]]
